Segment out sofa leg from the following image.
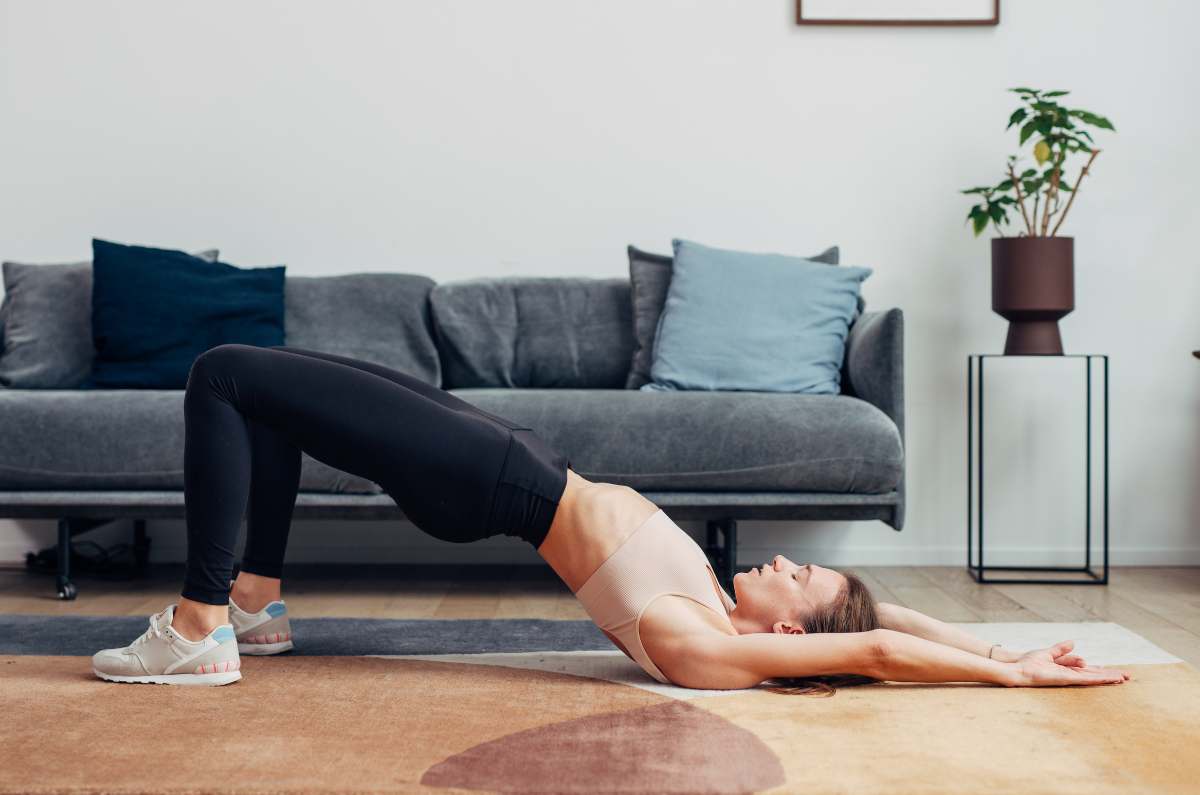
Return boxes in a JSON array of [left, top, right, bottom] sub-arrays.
[[56, 519, 77, 600], [705, 518, 738, 593]]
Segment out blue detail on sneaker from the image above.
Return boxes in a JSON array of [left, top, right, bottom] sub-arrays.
[[265, 602, 287, 618], [212, 625, 236, 643]]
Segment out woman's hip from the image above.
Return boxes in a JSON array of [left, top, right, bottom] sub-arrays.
[[381, 428, 570, 548]]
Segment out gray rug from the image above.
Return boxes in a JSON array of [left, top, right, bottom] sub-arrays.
[[0, 615, 610, 656]]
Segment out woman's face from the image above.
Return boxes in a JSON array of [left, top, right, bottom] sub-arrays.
[[730, 555, 847, 633]]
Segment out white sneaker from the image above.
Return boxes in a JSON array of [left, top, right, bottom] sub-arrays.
[[92, 604, 242, 686], [229, 595, 294, 655]]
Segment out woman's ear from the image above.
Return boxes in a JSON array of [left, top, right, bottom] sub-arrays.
[[772, 621, 806, 635]]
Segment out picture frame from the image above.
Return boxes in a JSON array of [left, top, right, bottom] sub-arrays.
[[797, 0, 1000, 27]]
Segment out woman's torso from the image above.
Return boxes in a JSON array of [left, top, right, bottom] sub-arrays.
[[560, 483, 737, 684]]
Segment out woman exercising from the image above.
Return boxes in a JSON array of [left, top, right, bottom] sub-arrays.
[[92, 343, 1130, 692]]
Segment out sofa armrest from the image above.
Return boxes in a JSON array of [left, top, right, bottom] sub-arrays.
[[841, 308, 906, 528], [841, 308, 904, 439]]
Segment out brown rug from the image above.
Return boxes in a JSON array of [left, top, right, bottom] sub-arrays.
[[1, 655, 1197, 794]]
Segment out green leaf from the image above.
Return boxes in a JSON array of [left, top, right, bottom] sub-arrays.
[[1019, 119, 1038, 145], [1007, 108, 1028, 129], [973, 212, 990, 236], [1009, 87, 1039, 95], [1068, 109, 1116, 131], [962, 186, 992, 195], [1042, 89, 1070, 97], [996, 179, 1014, 190]]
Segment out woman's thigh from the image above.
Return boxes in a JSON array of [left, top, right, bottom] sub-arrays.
[[188, 343, 514, 542], [265, 344, 532, 432]]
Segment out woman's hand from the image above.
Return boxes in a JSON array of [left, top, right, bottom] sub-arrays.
[[1005, 640, 1131, 687]]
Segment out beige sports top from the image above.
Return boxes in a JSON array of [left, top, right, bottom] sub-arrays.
[[574, 508, 736, 684]]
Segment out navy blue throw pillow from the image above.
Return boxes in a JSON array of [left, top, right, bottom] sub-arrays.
[[86, 239, 285, 388]]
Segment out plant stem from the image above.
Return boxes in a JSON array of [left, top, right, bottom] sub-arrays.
[[1008, 163, 1035, 235], [1041, 149, 1066, 235], [1051, 149, 1101, 236], [1041, 171, 1057, 235]]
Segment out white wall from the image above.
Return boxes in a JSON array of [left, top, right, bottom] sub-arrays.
[[2, 0, 1198, 569]]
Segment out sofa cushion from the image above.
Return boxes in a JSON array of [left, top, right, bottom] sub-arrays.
[[625, 244, 842, 390], [0, 249, 218, 389], [87, 240, 286, 389], [0, 389, 381, 493], [430, 277, 634, 388], [449, 388, 903, 493], [284, 272, 441, 386]]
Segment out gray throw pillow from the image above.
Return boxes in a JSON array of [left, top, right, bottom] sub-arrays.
[[625, 243, 843, 389], [0, 249, 218, 388]]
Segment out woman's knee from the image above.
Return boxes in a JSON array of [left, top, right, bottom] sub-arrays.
[[190, 343, 259, 376], [185, 343, 263, 398]]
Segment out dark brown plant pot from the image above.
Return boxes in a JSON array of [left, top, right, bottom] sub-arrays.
[[991, 237, 1074, 355]]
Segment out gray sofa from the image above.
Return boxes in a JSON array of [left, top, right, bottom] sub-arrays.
[[0, 271, 905, 599]]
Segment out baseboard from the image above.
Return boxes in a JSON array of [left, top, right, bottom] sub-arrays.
[[5, 538, 1196, 567], [3, 521, 1198, 567]]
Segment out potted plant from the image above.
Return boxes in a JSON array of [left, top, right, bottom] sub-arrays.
[[963, 88, 1115, 355]]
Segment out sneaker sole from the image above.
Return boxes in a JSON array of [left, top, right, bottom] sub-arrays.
[[238, 639, 294, 655], [92, 668, 242, 686]]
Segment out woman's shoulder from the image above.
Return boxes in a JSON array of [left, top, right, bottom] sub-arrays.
[[639, 596, 740, 685]]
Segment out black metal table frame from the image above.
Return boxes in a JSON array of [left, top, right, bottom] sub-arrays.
[[967, 354, 1109, 585]]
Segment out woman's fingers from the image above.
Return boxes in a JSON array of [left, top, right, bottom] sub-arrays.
[[1075, 663, 1131, 681], [1054, 654, 1085, 667]]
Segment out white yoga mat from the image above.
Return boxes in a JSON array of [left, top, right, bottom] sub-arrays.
[[375, 621, 1184, 700]]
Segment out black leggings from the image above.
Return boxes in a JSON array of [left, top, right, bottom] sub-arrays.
[[181, 343, 572, 606]]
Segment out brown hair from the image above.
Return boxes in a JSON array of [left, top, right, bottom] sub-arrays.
[[760, 570, 882, 697]]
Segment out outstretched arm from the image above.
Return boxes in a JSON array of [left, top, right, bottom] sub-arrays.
[[675, 628, 1128, 690], [674, 628, 1011, 689], [876, 602, 1129, 683], [877, 602, 1023, 663]]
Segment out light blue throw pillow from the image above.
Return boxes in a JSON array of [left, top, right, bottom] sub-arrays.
[[642, 239, 872, 394]]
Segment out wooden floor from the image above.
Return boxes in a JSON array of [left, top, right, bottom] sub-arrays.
[[3, 563, 1199, 667]]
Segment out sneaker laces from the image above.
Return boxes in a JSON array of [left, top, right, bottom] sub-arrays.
[[133, 605, 174, 646]]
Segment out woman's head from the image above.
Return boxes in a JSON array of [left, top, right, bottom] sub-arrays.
[[729, 555, 882, 696]]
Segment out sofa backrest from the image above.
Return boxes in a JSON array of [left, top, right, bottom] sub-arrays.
[[429, 277, 634, 389], [284, 273, 442, 386]]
